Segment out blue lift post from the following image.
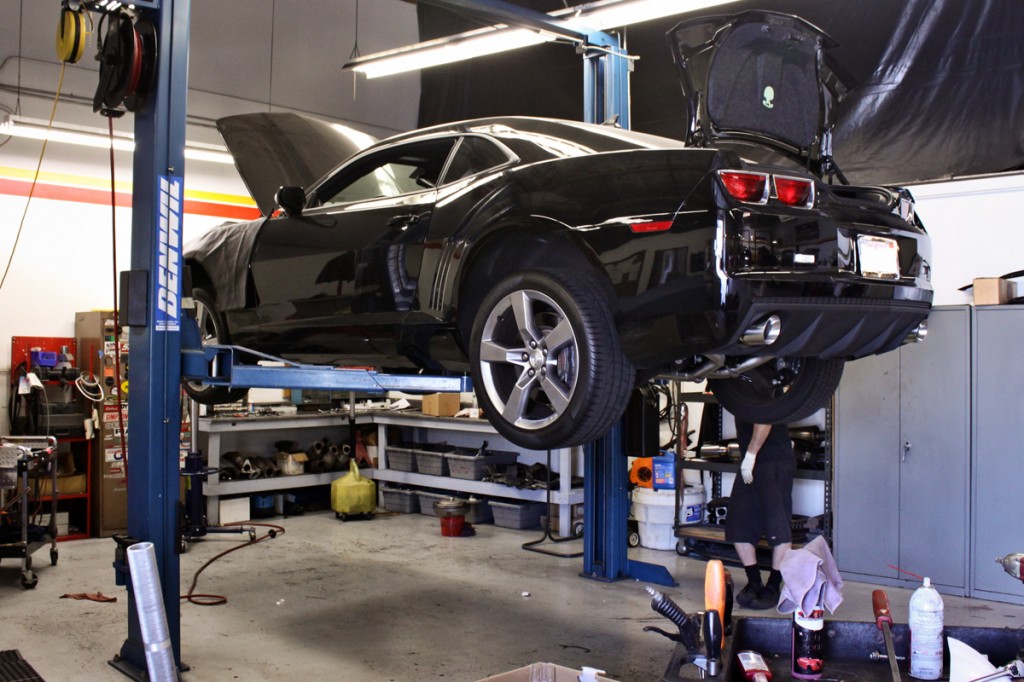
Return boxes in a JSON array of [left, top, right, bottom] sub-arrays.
[[579, 30, 676, 588], [112, 0, 192, 677]]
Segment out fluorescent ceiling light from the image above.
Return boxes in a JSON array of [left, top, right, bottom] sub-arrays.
[[350, 27, 552, 79], [1, 116, 235, 165], [345, 0, 740, 78], [563, 0, 741, 31]]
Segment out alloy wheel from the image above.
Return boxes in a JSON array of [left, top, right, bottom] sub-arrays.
[[477, 288, 579, 431]]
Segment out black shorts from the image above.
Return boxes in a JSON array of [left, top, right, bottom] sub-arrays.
[[724, 458, 795, 546]]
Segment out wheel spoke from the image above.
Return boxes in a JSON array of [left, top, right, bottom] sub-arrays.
[[508, 290, 539, 345], [479, 339, 525, 366], [502, 370, 538, 425], [541, 317, 574, 354], [539, 373, 571, 416]]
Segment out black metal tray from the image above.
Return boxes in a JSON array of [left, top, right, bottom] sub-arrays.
[[719, 617, 1024, 681]]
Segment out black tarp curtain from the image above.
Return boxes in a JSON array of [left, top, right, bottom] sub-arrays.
[[418, 0, 1024, 185]]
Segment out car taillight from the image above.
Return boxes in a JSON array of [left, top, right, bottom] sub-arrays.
[[629, 220, 674, 233], [774, 176, 814, 207], [718, 170, 816, 208], [719, 171, 768, 203]]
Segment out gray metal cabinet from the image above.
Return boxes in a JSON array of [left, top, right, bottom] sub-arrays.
[[972, 306, 1024, 604], [834, 306, 971, 593]]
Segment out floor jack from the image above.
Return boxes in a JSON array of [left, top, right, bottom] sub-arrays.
[[644, 560, 732, 680], [179, 400, 254, 551]]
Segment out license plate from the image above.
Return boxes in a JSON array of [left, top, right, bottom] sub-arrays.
[[857, 235, 900, 279]]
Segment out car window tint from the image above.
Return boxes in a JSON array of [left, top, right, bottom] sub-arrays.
[[440, 136, 511, 184], [317, 138, 456, 207]]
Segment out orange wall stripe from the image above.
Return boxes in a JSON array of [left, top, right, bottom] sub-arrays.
[[0, 177, 261, 220]]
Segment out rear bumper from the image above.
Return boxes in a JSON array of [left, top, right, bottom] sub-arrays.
[[712, 294, 932, 359]]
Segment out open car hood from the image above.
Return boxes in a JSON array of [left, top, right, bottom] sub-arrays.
[[667, 11, 848, 175], [216, 112, 376, 216]]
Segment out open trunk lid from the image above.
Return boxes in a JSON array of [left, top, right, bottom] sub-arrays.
[[668, 11, 849, 176]]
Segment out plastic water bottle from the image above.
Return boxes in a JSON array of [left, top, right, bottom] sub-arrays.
[[909, 576, 944, 680]]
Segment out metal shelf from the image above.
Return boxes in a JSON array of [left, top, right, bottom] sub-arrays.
[[205, 471, 348, 496], [196, 410, 583, 534], [369, 468, 583, 505], [678, 458, 829, 481]]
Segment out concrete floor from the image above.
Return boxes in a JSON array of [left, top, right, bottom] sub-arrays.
[[2, 512, 1023, 682]]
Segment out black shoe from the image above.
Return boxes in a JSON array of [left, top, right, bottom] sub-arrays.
[[748, 585, 780, 610], [735, 583, 760, 607]]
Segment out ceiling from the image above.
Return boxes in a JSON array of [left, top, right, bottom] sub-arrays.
[[417, 0, 1024, 185]]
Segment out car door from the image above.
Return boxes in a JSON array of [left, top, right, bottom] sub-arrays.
[[248, 136, 458, 361]]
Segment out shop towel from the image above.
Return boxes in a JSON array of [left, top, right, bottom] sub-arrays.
[[777, 535, 844, 614]]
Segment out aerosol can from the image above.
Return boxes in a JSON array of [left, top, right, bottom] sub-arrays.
[[792, 606, 825, 678], [997, 553, 1024, 582], [909, 577, 944, 680]]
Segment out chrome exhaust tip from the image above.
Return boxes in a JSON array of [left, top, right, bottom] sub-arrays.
[[740, 315, 782, 346], [904, 320, 928, 344]]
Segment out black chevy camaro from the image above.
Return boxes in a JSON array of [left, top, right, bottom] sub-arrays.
[[184, 12, 932, 450]]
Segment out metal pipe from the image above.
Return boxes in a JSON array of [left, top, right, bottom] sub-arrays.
[[126, 542, 178, 682], [740, 315, 781, 346]]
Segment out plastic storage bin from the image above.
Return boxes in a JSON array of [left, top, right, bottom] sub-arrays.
[[414, 444, 452, 476], [490, 500, 545, 529], [464, 496, 493, 524], [381, 486, 420, 514], [385, 446, 418, 472], [446, 448, 518, 480], [417, 490, 449, 517]]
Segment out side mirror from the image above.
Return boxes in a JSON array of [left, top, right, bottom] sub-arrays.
[[275, 186, 306, 217]]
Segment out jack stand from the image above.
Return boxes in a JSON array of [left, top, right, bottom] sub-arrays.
[[180, 400, 254, 550]]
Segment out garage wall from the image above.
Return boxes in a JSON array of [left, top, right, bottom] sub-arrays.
[[911, 173, 1024, 305], [0, 0, 421, 433], [1, 2, 1020, 434]]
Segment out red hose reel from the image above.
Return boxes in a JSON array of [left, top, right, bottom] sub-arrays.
[[93, 9, 157, 113]]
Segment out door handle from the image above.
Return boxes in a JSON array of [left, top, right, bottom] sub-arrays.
[[387, 212, 429, 228], [902, 440, 911, 462]]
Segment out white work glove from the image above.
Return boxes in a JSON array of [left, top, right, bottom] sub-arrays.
[[740, 451, 757, 484]]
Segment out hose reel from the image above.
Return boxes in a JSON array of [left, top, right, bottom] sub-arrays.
[[92, 8, 157, 113], [55, 3, 88, 64]]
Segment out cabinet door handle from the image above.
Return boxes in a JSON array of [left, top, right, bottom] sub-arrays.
[[903, 440, 912, 462]]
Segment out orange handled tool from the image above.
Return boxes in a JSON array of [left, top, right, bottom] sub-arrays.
[[872, 589, 902, 681], [705, 560, 727, 649]]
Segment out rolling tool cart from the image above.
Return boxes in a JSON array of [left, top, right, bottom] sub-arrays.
[[0, 436, 59, 589]]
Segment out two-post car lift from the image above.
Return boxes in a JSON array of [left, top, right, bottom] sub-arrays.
[[114, 1, 673, 678]]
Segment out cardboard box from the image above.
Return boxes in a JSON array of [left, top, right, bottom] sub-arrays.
[[973, 277, 1016, 305], [478, 663, 618, 681], [19, 473, 87, 496], [422, 393, 460, 417]]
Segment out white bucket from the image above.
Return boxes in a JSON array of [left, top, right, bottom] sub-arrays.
[[631, 486, 705, 550], [681, 485, 705, 525]]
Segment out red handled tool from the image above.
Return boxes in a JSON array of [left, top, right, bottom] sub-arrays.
[[873, 589, 902, 681]]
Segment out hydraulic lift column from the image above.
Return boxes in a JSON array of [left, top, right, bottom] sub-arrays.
[[112, 0, 191, 677]]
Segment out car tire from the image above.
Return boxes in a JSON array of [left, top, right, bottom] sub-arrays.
[[469, 269, 634, 450], [708, 357, 844, 424], [183, 288, 249, 405]]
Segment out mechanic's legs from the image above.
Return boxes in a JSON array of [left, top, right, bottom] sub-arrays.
[[734, 541, 791, 609], [734, 542, 763, 607], [766, 541, 791, 595]]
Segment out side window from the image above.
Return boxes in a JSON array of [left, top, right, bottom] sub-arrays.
[[440, 136, 511, 184], [316, 138, 456, 207]]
